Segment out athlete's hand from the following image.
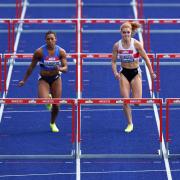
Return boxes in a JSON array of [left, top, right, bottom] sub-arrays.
[[55, 65, 61, 72], [18, 80, 25, 87], [150, 72, 156, 80], [114, 72, 120, 80]]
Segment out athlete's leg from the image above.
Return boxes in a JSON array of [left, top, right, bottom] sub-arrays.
[[125, 74, 142, 133], [38, 80, 50, 98], [119, 74, 132, 130], [50, 77, 62, 125], [38, 79, 52, 110], [131, 73, 142, 99]]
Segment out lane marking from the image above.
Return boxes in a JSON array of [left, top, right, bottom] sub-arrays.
[[132, 1, 172, 179], [1, 168, 180, 178], [0, 172, 76, 178]]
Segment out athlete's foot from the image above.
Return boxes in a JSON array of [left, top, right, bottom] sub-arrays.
[[124, 123, 133, 133], [46, 94, 52, 111], [50, 123, 59, 133]]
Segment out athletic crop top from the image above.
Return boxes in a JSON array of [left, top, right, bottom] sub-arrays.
[[117, 38, 140, 63], [39, 44, 61, 71]]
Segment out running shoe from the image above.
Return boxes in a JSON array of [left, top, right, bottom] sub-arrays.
[[50, 123, 59, 133], [124, 124, 133, 133]]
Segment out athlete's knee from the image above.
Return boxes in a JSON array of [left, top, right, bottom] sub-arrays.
[[123, 103, 130, 109]]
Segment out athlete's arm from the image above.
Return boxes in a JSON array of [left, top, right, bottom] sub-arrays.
[[18, 49, 41, 86], [57, 48, 68, 73], [112, 42, 120, 79], [135, 40, 156, 79]]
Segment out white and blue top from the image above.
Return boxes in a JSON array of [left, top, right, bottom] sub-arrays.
[[39, 44, 61, 71]]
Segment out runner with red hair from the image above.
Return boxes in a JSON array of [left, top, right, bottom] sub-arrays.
[[112, 22, 156, 133]]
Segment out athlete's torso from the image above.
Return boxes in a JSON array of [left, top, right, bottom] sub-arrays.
[[39, 44, 61, 71], [117, 38, 140, 64]]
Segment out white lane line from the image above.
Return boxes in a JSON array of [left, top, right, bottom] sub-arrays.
[[132, 1, 172, 180], [1, 168, 180, 178], [76, 0, 82, 180], [0, 1, 28, 123], [0, 172, 76, 178]]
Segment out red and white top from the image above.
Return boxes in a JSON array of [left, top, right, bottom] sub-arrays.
[[118, 38, 140, 63]]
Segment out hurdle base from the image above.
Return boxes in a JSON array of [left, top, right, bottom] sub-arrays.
[[79, 153, 162, 159], [0, 154, 75, 160], [167, 154, 180, 159]]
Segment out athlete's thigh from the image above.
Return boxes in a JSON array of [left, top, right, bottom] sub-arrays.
[[38, 80, 50, 98], [119, 74, 131, 98], [131, 74, 142, 98], [51, 78, 62, 98]]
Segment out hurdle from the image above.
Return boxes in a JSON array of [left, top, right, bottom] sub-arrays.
[[166, 98, 180, 158], [9, 19, 77, 53], [16, 0, 22, 18], [136, 0, 144, 19], [156, 53, 180, 97], [77, 98, 163, 159], [80, 53, 156, 95], [3, 53, 78, 95], [0, 98, 76, 160], [146, 19, 180, 53], [0, 19, 11, 52]]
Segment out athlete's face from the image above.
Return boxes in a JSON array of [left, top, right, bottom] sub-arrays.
[[121, 27, 131, 41], [46, 33, 57, 49]]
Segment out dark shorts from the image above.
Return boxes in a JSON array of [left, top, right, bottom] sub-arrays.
[[120, 67, 140, 83], [38, 74, 61, 86]]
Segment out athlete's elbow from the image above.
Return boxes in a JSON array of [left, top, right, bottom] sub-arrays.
[[64, 66, 68, 73]]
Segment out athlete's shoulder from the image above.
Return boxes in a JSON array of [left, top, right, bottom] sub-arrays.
[[113, 40, 120, 49], [133, 38, 143, 49], [56, 45, 65, 54], [35, 47, 43, 54], [33, 47, 43, 59], [38, 44, 46, 50], [132, 38, 140, 44], [55, 45, 61, 49], [35, 44, 46, 53], [60, 49, 67, 60]]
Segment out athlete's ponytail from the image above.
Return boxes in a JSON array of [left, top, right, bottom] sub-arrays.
[[120, 21, 141, 37], [130, 22, 141, 36]]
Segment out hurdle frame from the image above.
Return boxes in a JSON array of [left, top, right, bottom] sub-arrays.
[[0, 19, 11, 52], [0, 98, 76, 160], [80, 53, 156, 95], [166, 98, 180, 158], [0, 54, 2, 94], [16, 0, 22, 18], [156, 53, 180, 98], [77, 98, 163, 159], [136, 0, 144, 19], [10, 19, 78, 53], [3, 53, 78, 96], [147, 19, 180, 53]]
